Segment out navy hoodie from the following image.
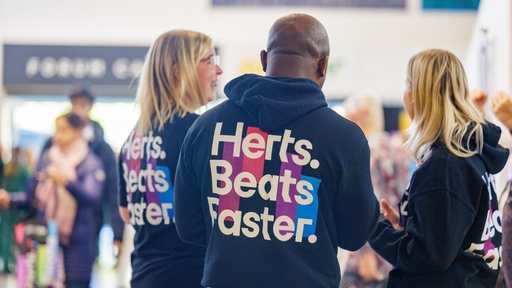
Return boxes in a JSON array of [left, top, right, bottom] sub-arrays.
[[174, 74, 380, 288], [369, 123, 509, 288]]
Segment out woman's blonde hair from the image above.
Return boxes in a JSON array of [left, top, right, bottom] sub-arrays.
[[136, 30, 212, 133], [404, 49, 484, 163]]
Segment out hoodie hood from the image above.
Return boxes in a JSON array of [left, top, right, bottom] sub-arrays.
[[479, 122, 509, 174], [224, 74, 327, 132]]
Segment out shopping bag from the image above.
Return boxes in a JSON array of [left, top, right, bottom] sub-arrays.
[[15, 219, 65, 288]]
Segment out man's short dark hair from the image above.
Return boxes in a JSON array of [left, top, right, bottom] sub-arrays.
[[69, 87, 95, 102]]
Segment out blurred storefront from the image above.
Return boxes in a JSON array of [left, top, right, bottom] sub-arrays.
[[1, 44, 148, 157]]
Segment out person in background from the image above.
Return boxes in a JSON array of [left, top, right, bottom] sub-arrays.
[[369, 49, 508, 287], [470, 89, 488, 116], [117, 30, 222, 288], [0, 112, 104, 288], [174, 14, 379, 288], [3, 147, 31, 193], [340, 92, 410, 288], [0, 147, 31, 273], [42, 87, 123, 258], [491, 91, 512, 288]]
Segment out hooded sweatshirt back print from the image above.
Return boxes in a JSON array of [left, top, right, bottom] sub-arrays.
[[174, 74, 380, 288], [370, 123, 509, 288]]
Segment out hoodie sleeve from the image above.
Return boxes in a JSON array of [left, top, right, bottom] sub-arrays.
[[369, 188, 475, 273], [174, 132, 207, 247], [335, 142, 380, 251]]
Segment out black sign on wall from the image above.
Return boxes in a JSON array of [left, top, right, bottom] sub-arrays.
[[3, 44, 149, 97]]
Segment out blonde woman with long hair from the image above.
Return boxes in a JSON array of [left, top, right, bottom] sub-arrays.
[[369, 49, 509, 287], [117, 30, 222, 288]]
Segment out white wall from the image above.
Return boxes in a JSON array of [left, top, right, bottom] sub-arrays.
[[465, 0, 510, 95], [0, 0, 477, 103], [464, 0, 511, 202]]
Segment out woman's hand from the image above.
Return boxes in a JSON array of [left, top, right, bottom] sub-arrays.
[[0, 189, 11, 208], [47, 166, 69, 186], [381, 199, 401, 230]]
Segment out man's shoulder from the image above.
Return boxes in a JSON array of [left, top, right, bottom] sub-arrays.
[[309, 107, 368, 140]]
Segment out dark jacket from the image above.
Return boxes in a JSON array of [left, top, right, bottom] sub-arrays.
[[370, 123, 509, 287], [43, 119, 122, 240], [174, 74, 380, 288], [15, 149, 104, 281]]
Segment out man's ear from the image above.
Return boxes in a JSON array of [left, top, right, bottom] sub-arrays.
[[317, 56, 329, 78], [260, 50, 268, 73]]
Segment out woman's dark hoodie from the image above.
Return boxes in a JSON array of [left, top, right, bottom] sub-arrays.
[[370, 123, 509, 287]]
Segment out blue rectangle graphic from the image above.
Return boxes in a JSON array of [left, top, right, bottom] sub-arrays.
[[156, 165, 174, 219], [294, 175, 321, 238]]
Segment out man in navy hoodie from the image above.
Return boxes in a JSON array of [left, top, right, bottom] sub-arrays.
[[174, 14, 380, 288]]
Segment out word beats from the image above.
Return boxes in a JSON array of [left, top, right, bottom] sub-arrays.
[[208, 122, 321, 244], [122, 131, 174, 227]]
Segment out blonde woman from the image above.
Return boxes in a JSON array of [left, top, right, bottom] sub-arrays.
[[369, 49, 509, 287], [117, 30, 222, 288]]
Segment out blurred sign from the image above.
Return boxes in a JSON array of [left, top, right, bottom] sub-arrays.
[[212, 0, 405, 8], [3, 44, 149, 96]]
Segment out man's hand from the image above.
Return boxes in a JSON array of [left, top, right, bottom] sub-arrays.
[[491, 91, 512, 130]]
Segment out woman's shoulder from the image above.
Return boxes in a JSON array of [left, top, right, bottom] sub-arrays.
[[419, 145, 474, 173], [160, 112, 200, 131], [412, 144, 484, 193]]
